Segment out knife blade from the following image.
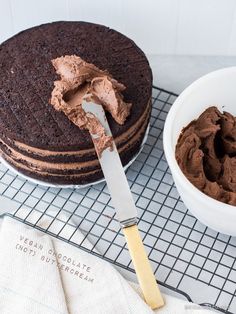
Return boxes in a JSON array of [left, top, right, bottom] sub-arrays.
[[82, 101, 164, 310], [82, 101, 137, 227]]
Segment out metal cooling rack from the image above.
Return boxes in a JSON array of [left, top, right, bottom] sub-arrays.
[[0, 87, 235, 314]]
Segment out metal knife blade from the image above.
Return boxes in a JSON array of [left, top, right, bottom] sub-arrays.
[[82, 101, 164, 309], [82, 101, 137, 227]]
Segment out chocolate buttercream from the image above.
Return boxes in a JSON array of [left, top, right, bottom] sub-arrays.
[[176, 106, 236, 206], [50, 55, 131, 155]]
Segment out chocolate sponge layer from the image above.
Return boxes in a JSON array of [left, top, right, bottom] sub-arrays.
[[0, 21, 152, 185]]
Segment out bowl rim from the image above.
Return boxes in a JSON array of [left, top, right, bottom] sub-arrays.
[[163, 66, 236, 213]]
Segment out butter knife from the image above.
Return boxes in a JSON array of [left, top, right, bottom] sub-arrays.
[[82, 101, 164, 310]]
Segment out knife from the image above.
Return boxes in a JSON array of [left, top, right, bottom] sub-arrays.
[[82, 101, 164, 310]]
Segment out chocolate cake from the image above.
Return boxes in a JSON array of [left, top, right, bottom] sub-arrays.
[[0, 21, 152, 185]]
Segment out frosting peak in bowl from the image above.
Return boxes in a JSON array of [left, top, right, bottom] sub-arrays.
[[176, 106, 236, 205]]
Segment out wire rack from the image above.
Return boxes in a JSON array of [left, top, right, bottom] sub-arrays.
[[0, 86, 236, 314]]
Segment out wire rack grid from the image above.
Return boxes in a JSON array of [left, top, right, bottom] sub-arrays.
[[0, 86, 235, 314]]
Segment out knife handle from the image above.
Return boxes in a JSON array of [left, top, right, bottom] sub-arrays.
[[123, 224, 164, 310]]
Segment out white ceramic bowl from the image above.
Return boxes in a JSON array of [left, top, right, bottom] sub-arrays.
[[163, 67, 236, 236]]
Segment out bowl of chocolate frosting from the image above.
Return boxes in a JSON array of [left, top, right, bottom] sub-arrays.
[[163, 67, 236, 236]]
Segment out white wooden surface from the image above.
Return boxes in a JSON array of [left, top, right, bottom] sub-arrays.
[[1, 0, 236, 56]]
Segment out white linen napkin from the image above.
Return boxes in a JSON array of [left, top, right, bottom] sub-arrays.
[[0, 216, 215, 314]]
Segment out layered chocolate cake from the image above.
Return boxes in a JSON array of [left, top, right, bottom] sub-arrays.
[[0, 21, 152, 185]]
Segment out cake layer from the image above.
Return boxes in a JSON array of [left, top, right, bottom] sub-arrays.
[[1, 121, 147, 185], [2, 100, 150, 163], [0, 21, 152, 185], [1, 113, 149, 174], [0, 21, 152, 150]]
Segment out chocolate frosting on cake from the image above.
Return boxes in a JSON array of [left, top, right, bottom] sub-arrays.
[[51, 55, 131, 125], [50, 55, 131, 155], [176, 106, 236, 205]]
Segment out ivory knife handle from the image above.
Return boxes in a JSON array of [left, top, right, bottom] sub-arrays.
[[123, 224, 164, 310]]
